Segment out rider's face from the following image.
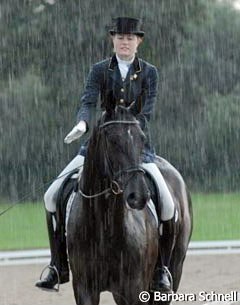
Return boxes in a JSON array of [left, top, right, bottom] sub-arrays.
[[112, 34, 142, 61]]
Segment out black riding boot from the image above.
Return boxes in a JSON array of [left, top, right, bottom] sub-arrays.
[[151, 217, 176, 292], [35, 211, 69, 290]]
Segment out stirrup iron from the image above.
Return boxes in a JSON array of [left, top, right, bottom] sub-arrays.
[[39, 265, 60, 292]]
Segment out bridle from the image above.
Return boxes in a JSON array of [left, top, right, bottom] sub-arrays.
[[79, 119, 145, 199]]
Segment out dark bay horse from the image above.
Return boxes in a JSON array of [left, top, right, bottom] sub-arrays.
[[67, 104, 192, 305]]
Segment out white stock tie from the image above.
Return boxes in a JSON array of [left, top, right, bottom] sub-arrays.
[[116, 55, 134, 81]]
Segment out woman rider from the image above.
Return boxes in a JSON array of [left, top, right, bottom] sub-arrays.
[[36, 17, 176, 293]]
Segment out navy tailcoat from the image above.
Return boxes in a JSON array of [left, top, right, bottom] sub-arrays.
[[77, 54, 159, 162]]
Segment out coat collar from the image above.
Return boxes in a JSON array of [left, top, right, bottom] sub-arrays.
[[108, 54, 142, 73]]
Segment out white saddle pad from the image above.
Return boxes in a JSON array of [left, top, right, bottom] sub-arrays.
[[146, 199, 158, 227]]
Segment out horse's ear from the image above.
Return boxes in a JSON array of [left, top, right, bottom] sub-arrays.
[[105, 90, 116, 115]]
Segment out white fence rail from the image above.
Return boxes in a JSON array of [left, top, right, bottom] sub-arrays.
[[188, 240, 240, 255], [1, 240, 240, 265]]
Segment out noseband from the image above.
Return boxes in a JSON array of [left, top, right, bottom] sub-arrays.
[[79, 120, 145, 199]]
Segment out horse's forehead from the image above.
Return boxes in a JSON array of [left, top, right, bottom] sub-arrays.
[[104, 122, 135, 132], [102, 107, 133, 121]]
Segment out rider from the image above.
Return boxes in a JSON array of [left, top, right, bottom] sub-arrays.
[[35, 17, 176, 292]]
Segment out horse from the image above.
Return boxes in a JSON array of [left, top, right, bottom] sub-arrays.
[[66, 103, 192, 305]]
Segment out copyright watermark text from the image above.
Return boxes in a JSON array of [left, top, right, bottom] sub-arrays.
[[139, 291, 150, 302], [139, 290, 238, 302]]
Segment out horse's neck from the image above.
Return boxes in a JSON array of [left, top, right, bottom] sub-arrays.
[[81, 154, 105, 193], [81, 156, 125, 229]]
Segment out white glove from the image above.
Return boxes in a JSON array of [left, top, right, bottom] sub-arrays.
[[64, 121, 87, 144]]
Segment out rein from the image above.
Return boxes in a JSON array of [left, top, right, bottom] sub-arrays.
[[79, 187, 112, 199], [0, 167, 83, 217], [78, 119, 145, 199]]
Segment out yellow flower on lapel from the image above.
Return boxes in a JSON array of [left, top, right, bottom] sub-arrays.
[[130, 73, 138, 80]]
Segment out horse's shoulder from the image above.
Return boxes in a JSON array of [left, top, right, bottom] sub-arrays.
[[155, 156, 190, 203], [155, 156, 183, 182]]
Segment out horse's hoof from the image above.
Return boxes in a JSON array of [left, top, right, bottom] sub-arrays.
[[151, 267, 173, 293]]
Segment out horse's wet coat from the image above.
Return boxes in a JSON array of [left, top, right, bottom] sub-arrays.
[[67, 106, 192, 305]]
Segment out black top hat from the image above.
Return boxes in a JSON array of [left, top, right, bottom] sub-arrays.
[[109, 17, 144, 37]]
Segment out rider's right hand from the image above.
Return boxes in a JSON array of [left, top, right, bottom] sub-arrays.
[[64, 120, 87, 144]]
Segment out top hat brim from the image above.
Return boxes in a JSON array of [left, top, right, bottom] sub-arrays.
[[109, 30, 145, 37]]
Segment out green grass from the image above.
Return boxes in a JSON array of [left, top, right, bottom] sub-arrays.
[[0, 193, 239, 250], [191, 193, 240, 241], [0, 202, 48, 250]]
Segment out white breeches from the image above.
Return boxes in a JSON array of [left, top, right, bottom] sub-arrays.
[[44, 157, 174, 221], [44, 155, 85, 213]]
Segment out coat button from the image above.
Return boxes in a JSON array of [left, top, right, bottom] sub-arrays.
[[121, 88, 124, 92], [120, 99, 124, 104]]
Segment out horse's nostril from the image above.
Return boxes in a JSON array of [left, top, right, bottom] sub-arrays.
[[128, 193, 135, 201], [127, 192, 139, 206], [127, 193, 136, 205], [126, 188, 151, 209], [127, 192, 147, 210]]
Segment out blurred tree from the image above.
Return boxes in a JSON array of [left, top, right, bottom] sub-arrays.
[[0, 0, 239, 200], [204, 91, 240, 191]]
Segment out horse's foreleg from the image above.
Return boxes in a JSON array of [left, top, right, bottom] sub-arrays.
[[72, 278, 100, 305], [170, 215, 192, 292], [169, 237, 189, 293]]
